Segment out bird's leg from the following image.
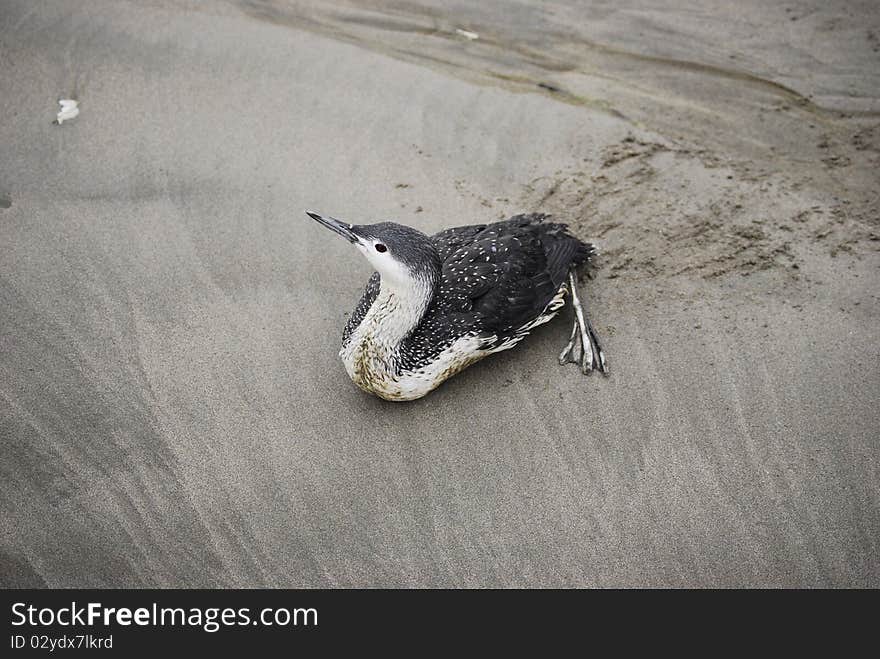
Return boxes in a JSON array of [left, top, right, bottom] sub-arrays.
[[565, 270, 608, 375], [558, 310, 580, 365], [568, 271, 595, 374]]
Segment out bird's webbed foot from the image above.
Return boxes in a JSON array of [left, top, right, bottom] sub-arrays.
[[558, 271, 608, 375]]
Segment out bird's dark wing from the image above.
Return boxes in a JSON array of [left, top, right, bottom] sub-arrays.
[[431, 223, 488, 261], [432, 215, 590, 341], [342, 271, 380, 346]]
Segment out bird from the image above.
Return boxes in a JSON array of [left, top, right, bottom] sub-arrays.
[[306, 210, 608, 401]]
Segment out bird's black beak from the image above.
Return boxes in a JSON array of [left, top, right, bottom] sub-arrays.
[[306, 211, 360, 244]]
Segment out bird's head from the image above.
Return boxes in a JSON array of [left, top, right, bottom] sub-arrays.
[[306, 211, 441, 288]]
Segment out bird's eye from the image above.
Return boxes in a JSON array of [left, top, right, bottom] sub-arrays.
[[375, 243, 387, 253]]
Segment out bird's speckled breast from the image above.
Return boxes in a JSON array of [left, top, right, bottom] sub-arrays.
[[340, 335, 401, 400], [339, 290, 489, 401], [340, 299, 392, 395], [341, 331, 487, 402]]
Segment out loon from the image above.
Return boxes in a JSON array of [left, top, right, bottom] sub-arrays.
[[306, 211, 607, 401]]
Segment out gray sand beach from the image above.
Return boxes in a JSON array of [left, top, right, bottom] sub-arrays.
[[1, 0, 878, 587]]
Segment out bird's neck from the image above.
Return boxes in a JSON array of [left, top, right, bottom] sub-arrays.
[[340, 274, 436, 393], [363, 276, 434, 350]]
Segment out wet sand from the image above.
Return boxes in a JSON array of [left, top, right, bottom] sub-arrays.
[[1, 0, 878, 587]]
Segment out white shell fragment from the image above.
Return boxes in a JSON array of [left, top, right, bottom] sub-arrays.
[[455, 28, 479, 40], [55, 99, 79, 124]]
